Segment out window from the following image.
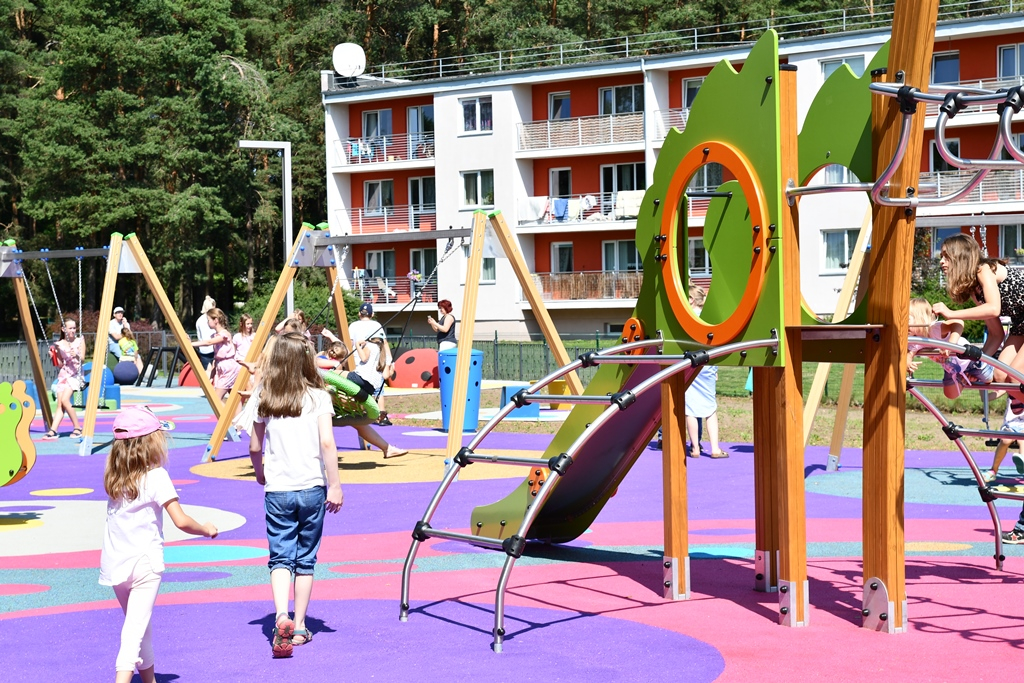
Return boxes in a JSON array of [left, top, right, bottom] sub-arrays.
[[550, 169, 572, 198], [462, 245, 496, 283], [688, 238, 711, 276], [409, 176, 436, 213], [605, 323, 624, 335], [1000, 225, 1024, 259], [688, 163, 723, 193], [410, 248, 437, 277], [461, 170, 494, 207], [552, 243, 574, 273], [365, 249, 396, 279], [821, 56, 865, 79], [822, 229, 860, 271], [1001, 133, 1023, 161], [930, 138, 960, 173], [599, 84, 644, 115], [550, 92, 571, 119], [363, 109, 392, 137], [365, 180, 394, 216], [932, 52, 960, 85], [932, 228, 961, 258], [461, 96, 493, 133], [683, 78, 704, 109], [998, 43, 1024, 81], [601, 163, 646, 194], [823, 164, 859, 184], [408, 105, 434, 157], [603, 240, 642, 272]]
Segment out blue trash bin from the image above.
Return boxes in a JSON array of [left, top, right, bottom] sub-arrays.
[[438, 348, 483, 432]]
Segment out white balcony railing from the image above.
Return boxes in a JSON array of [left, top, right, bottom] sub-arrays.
[[926, 77, 1024, 117], [919, 168, 1024, 205], [343, 205, 438, 235], [532, 270, 644, 301], [517, 112, 644, 151], [333, 132, 435, 166], [652, 108, 691, 140], [517, 189, 714, 226], [352, 276, 438, 305]]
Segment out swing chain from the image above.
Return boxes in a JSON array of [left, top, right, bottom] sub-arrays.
[[23, 272, 50, 341], [77, 254, 83, 326], [44, 258, 65, 330]]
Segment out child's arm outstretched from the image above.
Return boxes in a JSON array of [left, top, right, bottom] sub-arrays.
[[318, 412, 344, 513], [933, 265, 1001, 321], [164, 499, 218, 538]]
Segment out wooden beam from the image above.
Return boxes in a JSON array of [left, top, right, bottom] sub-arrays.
[[325, 265, 357, 372], [862, 0, 940, 632], [80, 234, 123, 455], [125, 236, 224, 417], [446, 212, 487, 458], [12, 278, 53, 427], [488, 211, 584, 395], [202, 229, 307, 462], [751, 367, 779, 593], [661, 370, 690, 600], [803, 208, 872, 445]]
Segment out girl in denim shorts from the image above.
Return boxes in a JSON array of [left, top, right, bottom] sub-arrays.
[[249, 333, 344, 658]]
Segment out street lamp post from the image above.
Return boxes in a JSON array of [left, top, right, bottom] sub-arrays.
[[239, 139, 294, 314]]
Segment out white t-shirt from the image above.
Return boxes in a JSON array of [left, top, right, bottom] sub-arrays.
[[254, 388, 334, 492], [99, 466, 178, 586], [349, 318, 385, 343], [108, 318, 129, 340], [196, 314, 215, 356], [355, 342, 385, 393]]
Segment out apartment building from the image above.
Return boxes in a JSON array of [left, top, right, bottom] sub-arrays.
[[321, 7, 1024, 338]]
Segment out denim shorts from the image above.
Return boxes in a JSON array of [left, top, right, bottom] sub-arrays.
[[265, 486, 327, 575]]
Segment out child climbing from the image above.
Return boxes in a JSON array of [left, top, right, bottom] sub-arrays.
[[99, 407, 218, 683], [907, 297, 992, 399], [248, 332, 344, 658]]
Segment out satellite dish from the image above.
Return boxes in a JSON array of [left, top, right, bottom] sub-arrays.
[[333, 43, 366, 78]]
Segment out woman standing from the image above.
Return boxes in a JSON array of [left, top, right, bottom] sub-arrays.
[[42, 317, 86, 440], [191, 308, 239, 400], [234, 314, 255, 362], [427, 300, 457, 351]]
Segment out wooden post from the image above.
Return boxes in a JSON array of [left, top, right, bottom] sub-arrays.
[[488, 211, 584, 395], [774, 64, 808, 626], [79, 234, 123, 455], [661, 371, 690, 600], [862, 0, 939, 632], [202, 229, 308, 462], [751, 367, 779, 592], [446, 211, 486, 458], [802, 208, 872, 445], [12, 278, 54, 428], [125, 235, 223, 417]]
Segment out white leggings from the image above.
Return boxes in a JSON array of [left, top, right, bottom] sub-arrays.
[[112, 556, 162, 673]]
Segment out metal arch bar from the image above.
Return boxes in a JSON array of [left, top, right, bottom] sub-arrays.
[[999, 107, 1024, 164], [1, 247, 110, 262], [907, 386, 1005, 569], [908, 336, 1024, 387], [868, 82, 1008, 106], [870, 112, 915, 208], [787, 182, 876, 198], [934, 109, 1018, 170]]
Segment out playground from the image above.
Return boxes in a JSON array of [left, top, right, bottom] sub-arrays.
[[5, 0, 1024, 679]]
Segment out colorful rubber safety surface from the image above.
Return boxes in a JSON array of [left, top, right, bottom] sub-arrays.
[[3, 387, 1024, 682]]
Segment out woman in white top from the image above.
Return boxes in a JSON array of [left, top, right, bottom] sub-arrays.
[[100, 407, 217, 683]]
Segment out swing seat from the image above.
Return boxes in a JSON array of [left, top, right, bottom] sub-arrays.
[[320, 370, 380, 422], [81, 363, 121, 410]]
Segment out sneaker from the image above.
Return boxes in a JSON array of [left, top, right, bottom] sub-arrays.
[[983, 469, 997, 483], [1002, 528, 1024, 545], [966, 360, 994, 384], [1013, 452, 1024, 475]]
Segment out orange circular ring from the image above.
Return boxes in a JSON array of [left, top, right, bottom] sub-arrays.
[[660, 141, 769, 346]]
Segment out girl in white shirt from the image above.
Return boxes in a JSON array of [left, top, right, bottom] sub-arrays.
[[249, 333, 344, 658], [100, 407, 217, 683]]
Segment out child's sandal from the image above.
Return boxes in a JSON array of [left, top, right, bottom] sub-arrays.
[[291, 629, 313, 645], [272, 614, 294, 658], [41, 430, 59, 441]]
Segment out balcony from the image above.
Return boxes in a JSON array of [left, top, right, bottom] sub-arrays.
[[332, 132, 435, 167], [353, 276, 438, 306], [532, 270, 644, 301], [926, 77, 1024, 118], [652, 108, 691, 141], [919, 168, 1024, 206], [517, 112, 643, 152], [339, 205, 438, 236], [517, 189, 712, 228]]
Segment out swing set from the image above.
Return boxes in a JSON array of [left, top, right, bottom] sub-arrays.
[[1, 233, 228, 457]]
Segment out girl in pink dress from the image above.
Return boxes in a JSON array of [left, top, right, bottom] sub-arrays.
[[191, 308, 238, 400], [233, 313, 255, 363], [42, 317, 86, 440]]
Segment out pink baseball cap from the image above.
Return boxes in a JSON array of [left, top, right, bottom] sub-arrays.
[[113, 406, 174, 440]]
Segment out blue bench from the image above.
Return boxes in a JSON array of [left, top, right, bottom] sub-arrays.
[[499, 384, 540, 419]]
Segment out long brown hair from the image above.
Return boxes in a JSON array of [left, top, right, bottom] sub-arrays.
[[258, 332, 325, 418], [238, 313, 253, 335], [369, 338, 388, 373], [103, 431, 168, 502], [942, 233, 1002, 303]]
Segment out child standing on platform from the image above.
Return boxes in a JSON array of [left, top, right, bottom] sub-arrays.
[[249, 333, 344, 658], [100, 407, 218, 683]]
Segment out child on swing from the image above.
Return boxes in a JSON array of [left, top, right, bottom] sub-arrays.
[[42, 316, 86, 440], [249, 333, 344, 658], [99, 407, 218, 683]]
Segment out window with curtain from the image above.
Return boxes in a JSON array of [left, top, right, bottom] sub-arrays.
[[822, 229, 859, 271], [461, 170, 494, 207], [821, 55, 865, 79], [688, 238, 711, 275], [599, 85, 644, 115], [603, 240, 641, 271], [550, 93, 571, 119], [365, 180, 394, 216], [552, 243, 574, 273], [462, 245, 496, 282], [1000, 225, 1023, 258], [461, 96, 493, 132]]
